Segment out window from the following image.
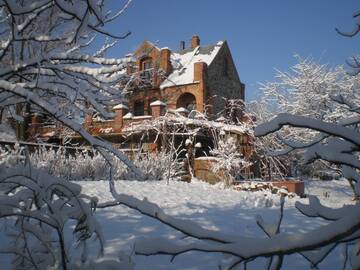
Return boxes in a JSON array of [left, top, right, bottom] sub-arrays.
[[141, 60, 153, 82], [143, 60, 153, 70], [134, 101, 144, 116]]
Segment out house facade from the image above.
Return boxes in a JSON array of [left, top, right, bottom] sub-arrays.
[[84, 35, 245, 136]]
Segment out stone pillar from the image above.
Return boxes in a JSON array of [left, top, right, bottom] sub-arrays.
[[113, 103, 128, 132], [190, 35, 200, 49], [150, 100, 166, 118], [122, 112, 133, 127]]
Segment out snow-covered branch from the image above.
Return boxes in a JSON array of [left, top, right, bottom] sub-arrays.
[[255, 113, 360, 147], [0, 164, 104, 270]]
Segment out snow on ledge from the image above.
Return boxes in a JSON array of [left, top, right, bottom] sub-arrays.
[[123, 112, 133, 119], [132, 115, 152, 120], [150, 100, 166, 106]]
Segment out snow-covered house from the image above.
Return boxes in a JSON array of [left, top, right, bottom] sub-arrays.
[[30, 35, 248, 153]]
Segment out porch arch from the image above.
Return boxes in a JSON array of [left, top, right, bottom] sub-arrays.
[[176, 93, 196, 111]]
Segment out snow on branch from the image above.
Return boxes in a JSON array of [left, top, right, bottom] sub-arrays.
[[0, 0, 144, 177], [295, 195, 353, 221], [0, 164, 104, 269], [255, 113, 360, 147], [0, 79, 143, 178]]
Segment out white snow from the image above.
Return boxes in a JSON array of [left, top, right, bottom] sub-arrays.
[[123, 112, 133, 119], [18, 178, 350, 270], [149, 100, 167, 106], [113, 103, 128, 110], [132, 116, 152, 120], [175, 107, 189, 113]]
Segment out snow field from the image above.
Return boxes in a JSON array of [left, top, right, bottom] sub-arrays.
[[79, 178, 354, 269]]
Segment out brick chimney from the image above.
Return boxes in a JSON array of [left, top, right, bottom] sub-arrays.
[[193, 61, 207, 82], [180, 41, 185, 50], [193, 62, 207, 113], [190, 35, 200, 49], [160, 47, 172, 75]]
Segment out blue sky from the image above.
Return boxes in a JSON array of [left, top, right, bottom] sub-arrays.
[[104, 0, 360, 101]]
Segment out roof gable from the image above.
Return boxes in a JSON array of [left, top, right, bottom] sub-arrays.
[[133, 40, 160, 60], [160, 41, 224, 89]]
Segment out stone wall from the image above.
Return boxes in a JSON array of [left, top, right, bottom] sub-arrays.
[[194, 157, 222, 184], [206, 41, 245, 117]]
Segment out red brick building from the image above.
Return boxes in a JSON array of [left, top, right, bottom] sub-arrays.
[[85, 35, 245, 131]]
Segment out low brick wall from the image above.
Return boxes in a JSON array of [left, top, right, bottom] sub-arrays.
[[234, 180, 305, 196], [271, 181, 305, 196], [195, 158, 305, 196]]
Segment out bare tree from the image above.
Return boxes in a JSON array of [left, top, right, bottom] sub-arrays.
[[336, 8, 360, 74], [0, 0, 143, 178]]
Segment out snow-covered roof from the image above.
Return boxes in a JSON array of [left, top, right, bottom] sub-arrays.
[[160, 41, 224, 89], [150, 100, 166, 106], [113, 103, 128, 110]]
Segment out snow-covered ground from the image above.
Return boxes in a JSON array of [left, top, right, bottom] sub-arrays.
[[74, 178, 354, 270]]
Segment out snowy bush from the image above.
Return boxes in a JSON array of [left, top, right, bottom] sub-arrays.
[[210, 136, 251, 186], [0, 145, 177, 182], [113, 149, 181, 181]]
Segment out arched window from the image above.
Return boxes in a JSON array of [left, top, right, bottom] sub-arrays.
[[176, 93, 196, 112]]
